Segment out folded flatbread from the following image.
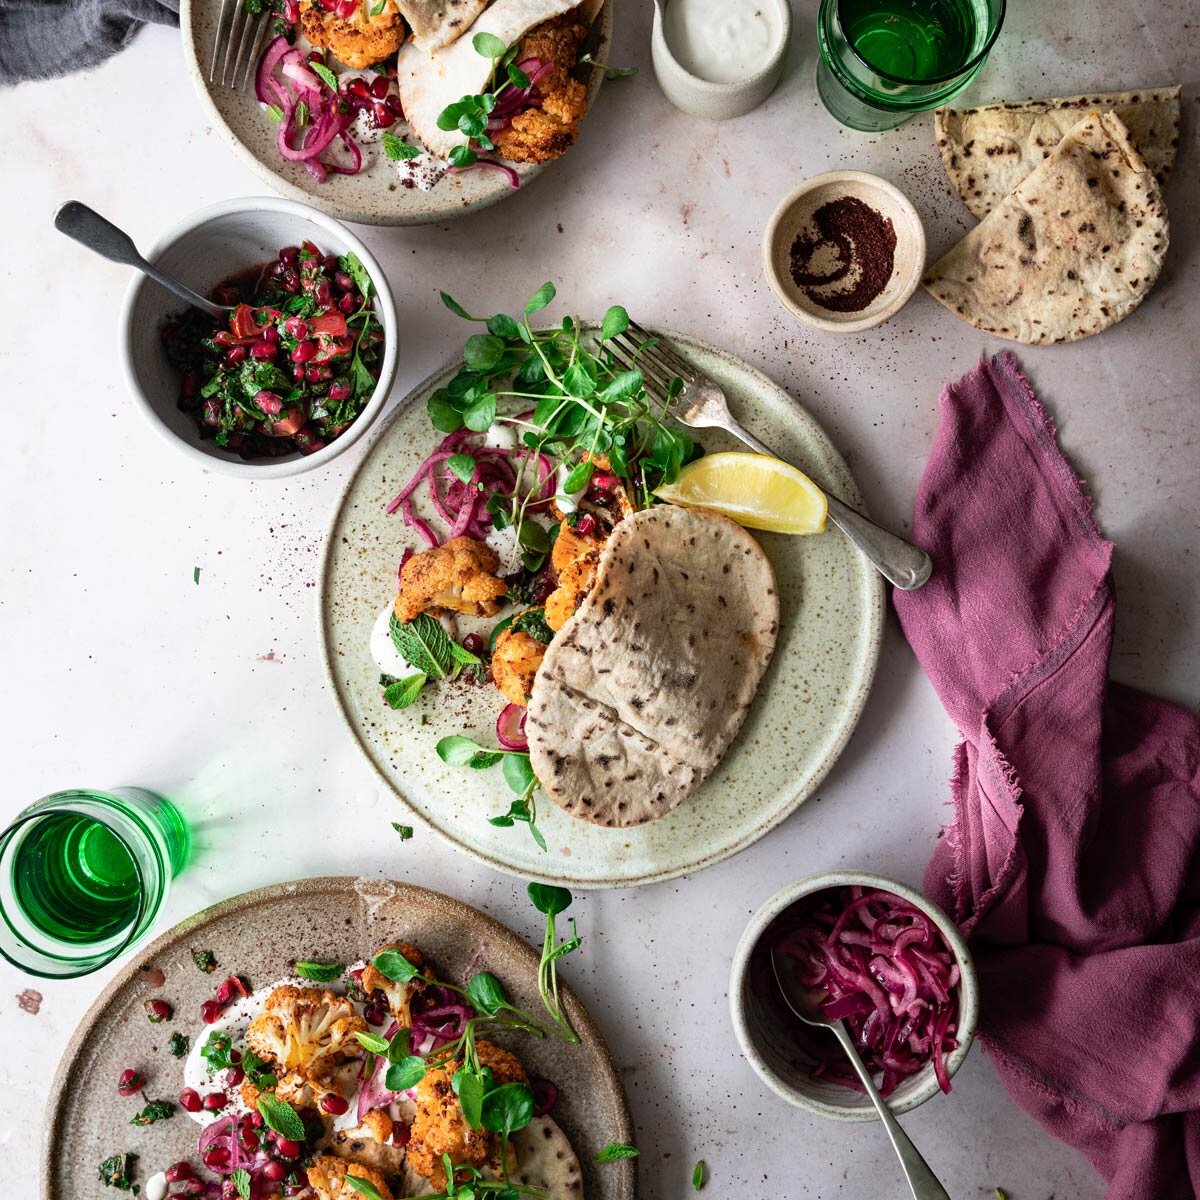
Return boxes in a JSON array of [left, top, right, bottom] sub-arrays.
[[397, 0, 600, 158], [935, 86, 1180, 220], [397, 0, 491, 54], [923, 111, 1168, 345], [527, 505, 779, 828]]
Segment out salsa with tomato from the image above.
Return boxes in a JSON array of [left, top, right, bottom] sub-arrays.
[[161, 241, 384, 459]]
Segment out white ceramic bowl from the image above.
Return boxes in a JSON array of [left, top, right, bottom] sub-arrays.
[[120, 197, 397, 478], [763, 171, 925, 334], [729, 871, 978, 1121]]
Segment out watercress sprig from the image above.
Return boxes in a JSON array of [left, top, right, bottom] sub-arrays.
[[436, 735, 546, 851], [527, 884, 581, 1044], [435, 33, 529, 169]]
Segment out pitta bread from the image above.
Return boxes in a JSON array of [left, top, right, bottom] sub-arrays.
[[935, 86, 1180, 220], [527, 505, 779, 828], [396, 0, 598, 157], [923, 111, 1169, 345], [397, 0, 491, 54]]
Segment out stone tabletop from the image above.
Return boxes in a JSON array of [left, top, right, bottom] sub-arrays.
[[2, 0, 1197, 1195]]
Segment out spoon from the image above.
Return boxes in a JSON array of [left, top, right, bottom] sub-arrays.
[[53, 201, 231, 319], [770, 948, 951, 1200]]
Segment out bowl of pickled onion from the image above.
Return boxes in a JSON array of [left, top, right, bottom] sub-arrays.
[[729, 871, 977, 1120]]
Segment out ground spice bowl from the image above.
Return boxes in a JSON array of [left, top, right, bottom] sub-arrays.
[[763, 171, 925, 334]]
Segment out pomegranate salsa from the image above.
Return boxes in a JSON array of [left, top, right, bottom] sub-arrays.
[[161, 241, 384, 460]]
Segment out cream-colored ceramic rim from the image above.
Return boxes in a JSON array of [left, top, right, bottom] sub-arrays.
[[729, 870, 978, 1120], [762, 170, 926, 334]]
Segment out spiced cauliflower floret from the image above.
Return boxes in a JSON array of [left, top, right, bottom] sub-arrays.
[[308, 1154, 394, 1200], [360, 941, 433, 1026], [491, 612, 550, 707], [245, 986, 366, 1084], [299, 0, 405, 70], [394, 536, 508, 622], [406, 1042, 528, 1190], [331, 1108, 409, 1177], [239, 1069, 314, 1114]]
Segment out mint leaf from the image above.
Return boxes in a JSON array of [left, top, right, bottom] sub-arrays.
[[389, 613, 455, 680], [256, 1094, 306, 1142], [355, 1031, 391, 1055], [596, 1142, 640, 1163], [311, 61, 338, 91], [382, 131, 421, 161], [293, 960, 343, 982], [384, 673, 427, 709], [231, 1168, 252, 1200]]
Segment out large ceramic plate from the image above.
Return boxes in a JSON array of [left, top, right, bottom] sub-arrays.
[[321, 332, 885, 887], [43, 877, 634, 1199], [180, 0, 612, 226]]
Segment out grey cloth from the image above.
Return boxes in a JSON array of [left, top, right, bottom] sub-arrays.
[[0, 0, 179, 84]]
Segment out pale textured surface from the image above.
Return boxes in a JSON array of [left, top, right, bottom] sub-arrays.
[[1, 0, 1198, 1197]]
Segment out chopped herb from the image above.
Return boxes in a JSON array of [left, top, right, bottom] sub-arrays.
[[193, 566, 201, 585], [311, 61, 339, 91], [201, 1030, 236, 1071], [344, 1176, 387, 1200], [692, 1160, 706, 1190], [129, 1099, 175, 1127], [256, 1093, 306, 1142], [231, 1168, 252, 1200], [511, 608, 554, 644], [355, 1030, 391, 1055], [242, 1049, 277, 1090], [384, 673, 428, 709], [167, 1032, 190, 1058], [368, 0, 386, 13], [293, 960, 344, 982], [392, 822, 414, 840], [580, 53, 638, 79], [382, 131, 422, 161], [595, 1143, 639, 1163], [192, 948, 218, 973], [98, 1153, 137, 1191]]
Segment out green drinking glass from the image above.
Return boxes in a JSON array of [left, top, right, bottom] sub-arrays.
[[0, 788, 190, 978], [816, 0, 1006, 131]]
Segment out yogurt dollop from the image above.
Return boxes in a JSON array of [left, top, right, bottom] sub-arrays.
[[662, 0, 779, 84]]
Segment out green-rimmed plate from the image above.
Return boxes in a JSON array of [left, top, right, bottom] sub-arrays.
[[320, 332, 885, 886]]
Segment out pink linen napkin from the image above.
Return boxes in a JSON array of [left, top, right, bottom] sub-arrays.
[[893, 352, 1200, 1199]]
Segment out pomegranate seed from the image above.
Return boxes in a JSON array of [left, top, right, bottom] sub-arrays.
[[333, 271, 354, 291], [346, 78, 370, 100], [117, 1069, 143, 1096], [328, 380, 352, 402], [463, 633, 485, 655], [291, 340, 316, 364], [308, 50, 325, 65], [143, 999, 172, 1023], [575, 513, 597, 536], [179, 1088, 203, 1113], [372, 102, 396, 128], [224, 345, 248, 366], [165, 1162, 193, 1183], [240, 1127, 260, 1152], [250, 341, 277, 360], [292, 363, 307, 381], [369, 76, 390, 100], [279, 246, 299, 264], [249, 1111, 265, 1127], [323, 254, 340, 271], [225, 1065, 245, 1087], [276, 1138, 301, 1159], [252, 390, 282, 416], [179, 1180, 206, 1197], [200, 999, 222, 1024], [392, 1120, 411, 1147], [230, 1049, 243, 1064], [386, 94, 404, 115], [203, 1091, 227, 1110], [320, 1093, 350, 1115], [220, 1183, 238, 1200], [363, 1002, 386, 1026], [335, 0, 357, 17], [283, 317, 309, 340], [314, 281, 333, 307], [338, 292, 357, 314], [299, 1106, 320, 1123], [202, 1146, 230, 1172], [279, 268, 300, 294], [263, 1161, 288, 1183], [262, 325, 281, 343], [301, 240, 320, 257]]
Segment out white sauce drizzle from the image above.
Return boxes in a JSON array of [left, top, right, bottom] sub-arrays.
[[662, 0, 780, 84], [370, 606, 414, 677]]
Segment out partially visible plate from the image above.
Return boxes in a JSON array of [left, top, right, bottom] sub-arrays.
[[179, 0, 613, 225], [320, 331, 885, 887], [42, 877, 635, 1199]]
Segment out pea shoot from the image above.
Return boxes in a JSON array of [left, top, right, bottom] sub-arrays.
[[527, 884, 581, 1044]]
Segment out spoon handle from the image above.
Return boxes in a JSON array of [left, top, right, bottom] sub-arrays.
[[53, 201, 226, 319], [830, 1022, 951, 1200]]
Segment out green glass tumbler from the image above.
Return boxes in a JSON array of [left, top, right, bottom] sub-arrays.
[[816, 0, 1006, 131], [0, 788, 189, 978]]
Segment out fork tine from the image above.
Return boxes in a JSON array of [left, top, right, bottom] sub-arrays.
[[607, 341, 664, 395], [609, 332, 675, 395], [235, 11, 268, 91], [221, 0, 247, 86], [626, 319, 698, 382], [210, 0, 236, 82]]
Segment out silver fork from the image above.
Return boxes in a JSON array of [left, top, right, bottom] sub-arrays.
[[210, 0, 271, 91], [607, 321, 933, 590]]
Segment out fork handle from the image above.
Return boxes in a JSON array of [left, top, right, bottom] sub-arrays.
[[720, 419, 932, 591]]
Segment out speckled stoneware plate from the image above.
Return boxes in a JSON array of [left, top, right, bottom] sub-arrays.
[[42, 877, 634, 1199], [179, 1, 613, 226], [320, 331, 885, 887]]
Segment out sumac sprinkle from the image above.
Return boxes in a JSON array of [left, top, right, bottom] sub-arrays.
[[788, 196, 897, 314]]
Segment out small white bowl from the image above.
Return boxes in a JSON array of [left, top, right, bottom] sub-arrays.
[[763, 171, 925, 334], [120, 196, 397, 479], [729, 871, 977, 1121], [651, 0, 792, 120]]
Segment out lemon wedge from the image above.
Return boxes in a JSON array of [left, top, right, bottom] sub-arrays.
[[654, 452, 828, 535]]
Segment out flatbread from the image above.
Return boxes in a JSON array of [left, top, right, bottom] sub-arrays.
[[508, 1116, 584, 1198], [923, 111, 1169, 345], [935, 86, 1180, 220], [527, 505, 779, 828], [396, 0, 597, 158], [397, 0, 491, 54]]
